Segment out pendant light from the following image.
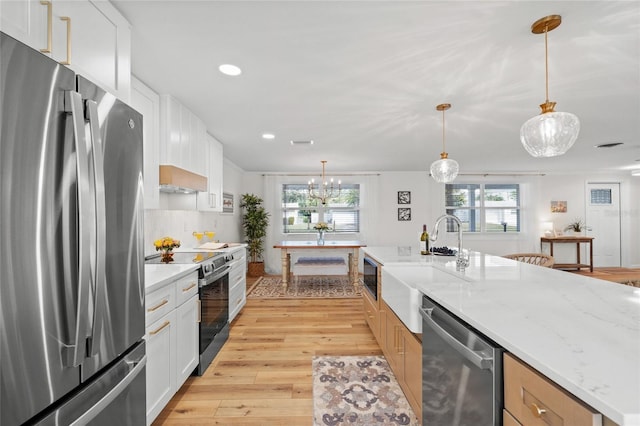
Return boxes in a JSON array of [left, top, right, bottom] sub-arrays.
[[520, 15, 580, 157], [430, 103, 459, 183]]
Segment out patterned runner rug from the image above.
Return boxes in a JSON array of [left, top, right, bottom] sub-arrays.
[[313, 356, 419, 426], [247, 275, 361, 299]]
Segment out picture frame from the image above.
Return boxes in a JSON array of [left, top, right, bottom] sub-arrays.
[[222, 192, 234, 214], [397, 191, 411, 204], [398, 207, 411, 221], [550, 200, 567, 213]]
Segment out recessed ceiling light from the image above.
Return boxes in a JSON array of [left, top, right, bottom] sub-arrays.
[[595, 142, 623, 148], [631, 170, 640, 176], [290, 140, 314, 145], [262, 133, 275, 140], [219, 64, 241, 76]]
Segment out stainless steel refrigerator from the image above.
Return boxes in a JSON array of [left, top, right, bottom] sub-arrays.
[[1, 32, 146, 425]]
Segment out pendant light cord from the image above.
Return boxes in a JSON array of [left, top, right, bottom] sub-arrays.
[[544, 25, 549, 103], [442, 108, 446, 152]]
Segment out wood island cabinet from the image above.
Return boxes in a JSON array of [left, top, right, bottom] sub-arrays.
[[504, 353, 603, 426], [381, 300, 422, 418], [360, 253, 422, 420]]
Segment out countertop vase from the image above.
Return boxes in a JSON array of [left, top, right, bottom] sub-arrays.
[[160, 249, 174, 263], [317, 231, 325, 245]]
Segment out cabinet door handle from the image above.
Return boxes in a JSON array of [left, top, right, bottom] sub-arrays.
[[149, 320, 170, 335], [197, 300, 201, 323], [530, 403, 547, 418], [147, 299, 168, 312], [59, 16, 71, 65], [40, 1, 52, 53], [182, 282, 197, 292]]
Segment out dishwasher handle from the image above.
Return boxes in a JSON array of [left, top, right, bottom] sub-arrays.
[[419, 306, 494, 370]]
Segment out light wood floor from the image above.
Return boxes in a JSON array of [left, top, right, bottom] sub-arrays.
[[568, 266, 640, 285], [152, 275, 382, 425]]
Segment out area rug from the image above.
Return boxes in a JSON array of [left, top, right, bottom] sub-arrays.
[[247, 276, 362, 299], [313, 356, 419, 426]]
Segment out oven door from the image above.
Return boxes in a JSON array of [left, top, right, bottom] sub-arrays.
[[197, 265, 230, 375], [363, 257, 378, 300]]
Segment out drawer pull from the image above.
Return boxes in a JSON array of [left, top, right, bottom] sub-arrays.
[[147, 299, 168, 312], [530, 403, 547, 418], [40, 1, 52, 53], [182, 282, 197, 292], [149, 320, 170, 335], [59, 16, 71, 65]]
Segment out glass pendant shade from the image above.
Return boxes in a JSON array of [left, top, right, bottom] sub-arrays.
[[430, 103, 458, 183], [520, 110, 580, 157], [522, 15, 580, 158], [430, 155, 459, 183]]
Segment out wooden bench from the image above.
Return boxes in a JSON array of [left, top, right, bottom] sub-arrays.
[[292, 256, 348, 276]]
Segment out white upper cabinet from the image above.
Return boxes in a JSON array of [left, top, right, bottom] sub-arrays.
[[130, 76, 160, 209], [0, 0, 48, 50], [159, 94, 206, 177], [198, 133, 224, 212], [0, 0, 132, 101]]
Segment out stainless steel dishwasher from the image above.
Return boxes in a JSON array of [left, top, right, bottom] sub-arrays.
[[419, 295, 504, 426]]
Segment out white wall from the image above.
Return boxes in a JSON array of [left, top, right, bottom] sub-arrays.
[[143, 158, 245, 257], [241, 171, 640, 272]]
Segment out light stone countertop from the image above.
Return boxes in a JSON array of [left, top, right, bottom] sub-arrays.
[[145, 264, 199, 293], [362, 246, 640, 426]]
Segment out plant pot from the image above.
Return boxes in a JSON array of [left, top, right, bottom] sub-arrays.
[[248, 261, 265, 277]]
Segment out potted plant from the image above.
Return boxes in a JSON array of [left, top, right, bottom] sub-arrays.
[[240, 193, 270, 277], [564, 218, 586, 235]]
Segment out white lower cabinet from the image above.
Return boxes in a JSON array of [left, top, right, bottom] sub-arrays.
[[228, 248, 247, 322], [175, 294, 199, 386], [145, 270, 199, 425], [145, 310, 176, 425]]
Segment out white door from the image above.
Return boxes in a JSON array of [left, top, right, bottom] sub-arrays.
[[586, 183, 621, 267]]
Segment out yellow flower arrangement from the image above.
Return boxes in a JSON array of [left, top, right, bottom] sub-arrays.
[[313, 222, 331, 231], [154, 236, 181, 252]]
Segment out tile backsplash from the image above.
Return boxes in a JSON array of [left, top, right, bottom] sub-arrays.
[[144, 209, 242, 257]]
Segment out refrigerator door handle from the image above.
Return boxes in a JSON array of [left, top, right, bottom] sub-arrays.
[[62, 90, 92, 368], [85, 99, 107, 356], [69, 355, 147, 426]]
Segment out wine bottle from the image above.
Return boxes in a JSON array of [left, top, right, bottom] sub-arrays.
[[420, 224, 430, 255]]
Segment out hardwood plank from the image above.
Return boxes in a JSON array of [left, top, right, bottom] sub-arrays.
[[152, 279, 380, 425]]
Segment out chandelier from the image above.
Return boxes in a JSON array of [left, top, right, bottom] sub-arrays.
[[308, 160, 341, 205], [520, 15, 580, 157], [430, 103, 459, 183]]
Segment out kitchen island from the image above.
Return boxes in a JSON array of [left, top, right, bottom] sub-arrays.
[[363, 246, 640, 426]]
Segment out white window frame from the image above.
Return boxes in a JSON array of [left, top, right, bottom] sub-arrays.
[[281, 183, 361, 234], [445, 183, 521, 233]]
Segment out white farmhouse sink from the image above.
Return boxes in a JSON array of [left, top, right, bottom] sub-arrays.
[[382, 264, 470, 333]]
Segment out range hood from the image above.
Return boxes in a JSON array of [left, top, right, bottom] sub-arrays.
[[159, 165, 207, 193]]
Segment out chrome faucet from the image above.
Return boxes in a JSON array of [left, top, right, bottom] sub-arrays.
[[430, 214, 469, 272]]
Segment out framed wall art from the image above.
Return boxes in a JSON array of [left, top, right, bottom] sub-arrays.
[[398, 191, 411, 204], [550, 200, 567, 213], [222, 192, 234, 213], [398, 207, 411, 221]]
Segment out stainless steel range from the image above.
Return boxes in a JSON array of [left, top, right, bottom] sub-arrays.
[[146, 251, 230, 375]]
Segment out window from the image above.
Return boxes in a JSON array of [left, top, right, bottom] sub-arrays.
[[445, 183, 520, 232], [282, 184, 360, 233]]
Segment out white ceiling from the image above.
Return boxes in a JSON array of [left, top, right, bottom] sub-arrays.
[[112, 1, 640, 176]]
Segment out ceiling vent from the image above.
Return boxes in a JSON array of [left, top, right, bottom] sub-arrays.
[[595, 142, 623, 148], [290, 140, 314, 146]]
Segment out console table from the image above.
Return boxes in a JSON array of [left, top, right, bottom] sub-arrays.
[[273, 240, 366, 287], [540, 236, 594, 272]]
